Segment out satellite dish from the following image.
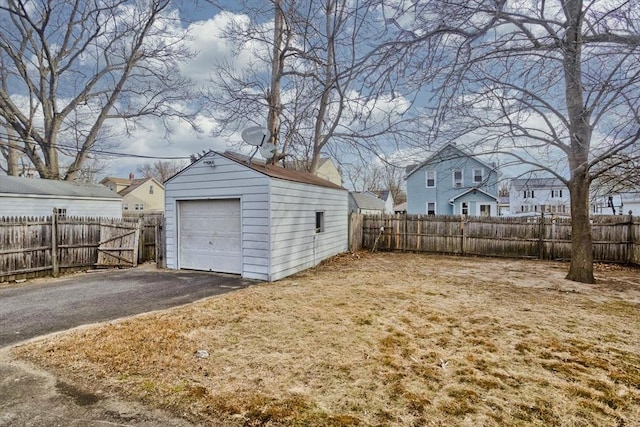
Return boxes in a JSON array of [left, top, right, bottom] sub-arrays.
[[242, 126, 270, 146], [259, 142, 277, 159]]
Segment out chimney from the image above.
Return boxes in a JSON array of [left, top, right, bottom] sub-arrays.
[[129, 172, 134, 180]]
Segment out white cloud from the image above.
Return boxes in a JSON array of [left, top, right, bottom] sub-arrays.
[[180, 11, 270, 86]]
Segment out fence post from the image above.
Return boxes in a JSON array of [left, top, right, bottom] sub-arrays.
[[137, 217, 145, 264], [51, 209, 59, 277], [403, 214, 407, 251], [538, 212, 545, 260], [460, 215, 465, 255], [627, 212, 634, 265], [156, 216, 166, 268], [551, 215, 556, 260]]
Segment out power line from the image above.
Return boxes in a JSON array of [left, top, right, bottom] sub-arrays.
[[0, 132, 195, 160]]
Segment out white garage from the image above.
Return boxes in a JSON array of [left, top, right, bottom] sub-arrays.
[[164, 151, 348, 281], [178, 199, 242, 274]]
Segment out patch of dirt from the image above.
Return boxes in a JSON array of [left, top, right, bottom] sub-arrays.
[[10, 252, 640, 426]]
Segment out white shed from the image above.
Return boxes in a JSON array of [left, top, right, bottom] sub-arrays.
[[0, 175, 122, 218], [164, 151, 349, 281]]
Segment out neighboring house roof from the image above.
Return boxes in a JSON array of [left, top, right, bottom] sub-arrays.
[[449, 187, 500, 203], [219, 152, 345, 190], [284, 157, 342, 186], [287, 157, 333, 170], [405, 143, 497, 179], [371, 190, 392, 202], [350, 192, 386, 211], [117, 177, 164, 197], [394, 202, 407, 212], [0, 175, 121, 199], [100, 176, 132, 186], [510, 177, 566, 190]]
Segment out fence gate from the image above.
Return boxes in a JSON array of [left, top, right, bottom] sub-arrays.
[[96, 221, 140, 268]]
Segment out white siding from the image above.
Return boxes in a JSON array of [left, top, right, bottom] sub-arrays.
[[269, 180, 348, 281], [0, 195, 122, 218], [165, 153, 348, 281], [164, 154, 271, 280]]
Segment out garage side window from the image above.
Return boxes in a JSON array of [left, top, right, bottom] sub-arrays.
[[315, 211, 324, 233]]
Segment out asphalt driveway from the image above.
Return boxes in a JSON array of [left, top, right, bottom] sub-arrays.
[[0, 264, 254, 348]]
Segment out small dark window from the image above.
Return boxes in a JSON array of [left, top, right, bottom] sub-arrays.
[[55, 208, 67, 219], [427, 202, 436, 216], [315, 211, 324, 233], [149, 185, 154, 194]]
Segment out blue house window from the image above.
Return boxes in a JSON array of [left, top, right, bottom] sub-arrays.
[[453, 170, 463, 188], [473, 169, 483, 183], [427, 202, 436, 216], [426, 170, 436, 188]]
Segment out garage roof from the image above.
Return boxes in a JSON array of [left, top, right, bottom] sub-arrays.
[[219, 151, 345, 190]]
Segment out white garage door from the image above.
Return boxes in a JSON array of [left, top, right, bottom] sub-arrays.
[[178, 199, 242, 274]]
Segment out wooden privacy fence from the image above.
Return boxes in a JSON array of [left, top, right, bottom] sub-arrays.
[[123, 212, 164, 266], [359, 213, 640, 266], [0, 214, 157, 282]]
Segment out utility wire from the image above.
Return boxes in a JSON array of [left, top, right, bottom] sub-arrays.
[[0, 132, 195, 160]]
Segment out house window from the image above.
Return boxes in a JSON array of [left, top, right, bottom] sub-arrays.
[[123, 204, 129, 211], [427, 202, 436, 216], [473, 169, 483, 184], [453, 170, 463, 187], [524, 190, 535, 198], [479, 204, 491, 217], [315, 211, 324, 233], [551, 189, 563, 198], [461, 202, 469, 215], [426, 170, 436, 188], [55, 208, 67, 219], [149, 185, 154, 194], [135, 203, 144, 211]]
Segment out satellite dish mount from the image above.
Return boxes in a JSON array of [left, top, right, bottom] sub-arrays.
[[241, 126, 274, 164]]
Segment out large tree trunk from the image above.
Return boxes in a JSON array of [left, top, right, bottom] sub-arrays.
[[267, 0, 284, 164], [563, 0, 595, 283], [566, 173, 595, 283]]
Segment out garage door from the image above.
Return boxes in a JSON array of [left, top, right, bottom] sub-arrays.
[[178, 199, 242, 274]]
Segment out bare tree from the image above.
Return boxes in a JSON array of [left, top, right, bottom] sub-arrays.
[[371, 0, 640, 283], [206, 0, 419, 172], [0, 0, 197, 181], [136, 160, 187, 183], [343, 155, 406, 203]]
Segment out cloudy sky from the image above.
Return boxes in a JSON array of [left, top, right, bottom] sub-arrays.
[[103, 4, 251, 178]]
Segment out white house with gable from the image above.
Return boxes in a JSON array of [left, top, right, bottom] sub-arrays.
[[164, 151, 348, 281], [509, 178, 570, 215]]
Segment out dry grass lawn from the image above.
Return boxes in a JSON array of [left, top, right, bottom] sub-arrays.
[[12, 252, 640, 426]]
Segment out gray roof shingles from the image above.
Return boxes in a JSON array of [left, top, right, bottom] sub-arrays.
[[0, 175, 121, 199], [350, 192, 386, 211]]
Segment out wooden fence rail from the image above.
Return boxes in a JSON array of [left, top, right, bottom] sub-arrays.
[[0, 214, 163, 282], [357, 213, 640, 266]]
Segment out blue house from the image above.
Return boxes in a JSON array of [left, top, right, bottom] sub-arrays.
[[405, 143, 499, 216]]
